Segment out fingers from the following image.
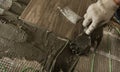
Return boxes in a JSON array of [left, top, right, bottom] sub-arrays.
[[83, 14, 92, 27], [82, 17, 92, 27], [85, 20, 98, 35]]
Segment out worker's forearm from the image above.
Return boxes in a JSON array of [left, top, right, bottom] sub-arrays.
[[114, 0, 120, 5]]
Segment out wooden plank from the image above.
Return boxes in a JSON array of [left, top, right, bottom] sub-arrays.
[[74, 35, 110, 72], [20, 0, 95, 39], [74, 55, 93, 72], [93, 35, 110, 72], [110, 32, 120, 72]]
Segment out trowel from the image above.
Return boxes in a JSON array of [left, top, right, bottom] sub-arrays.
[[53, 7, 95, 72], [58, 6, 92, 55], [57, 7, 82, 24]]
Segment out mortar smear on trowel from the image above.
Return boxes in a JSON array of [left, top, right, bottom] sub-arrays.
[[57, 6, 82, 24]]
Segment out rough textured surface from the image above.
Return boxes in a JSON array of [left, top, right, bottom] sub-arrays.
[[0, 57, 44, 72], [0, 23, 67, 72], [0, 22, 28, 42]]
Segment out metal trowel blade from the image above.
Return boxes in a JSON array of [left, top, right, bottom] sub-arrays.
[[58, 7, 82, 24]]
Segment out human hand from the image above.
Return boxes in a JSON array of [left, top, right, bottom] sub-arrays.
[[83, 0, 119, 35]]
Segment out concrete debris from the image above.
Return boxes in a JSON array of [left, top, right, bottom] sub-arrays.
[[10, 1, 26, 15], [0, 57, 47, 72], [0, 0, 12, 10], [0, 21, 28, 42]]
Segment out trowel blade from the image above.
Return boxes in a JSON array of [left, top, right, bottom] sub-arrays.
[[58, 7, 82, 24]]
